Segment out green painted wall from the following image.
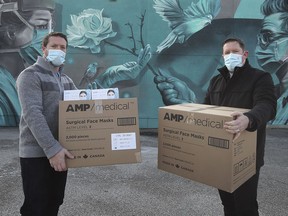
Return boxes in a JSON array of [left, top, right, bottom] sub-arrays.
[[1, 0, 287, 127]]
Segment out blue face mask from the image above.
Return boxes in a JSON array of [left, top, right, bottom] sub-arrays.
[[224, 53, 243, 72], [19, 29, 49, 65], [46, 49, 66, 67]]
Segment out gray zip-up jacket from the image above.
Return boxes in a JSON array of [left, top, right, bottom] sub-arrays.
[[16, 56, 77, 159]]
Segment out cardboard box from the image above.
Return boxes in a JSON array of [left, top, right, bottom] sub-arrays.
[[59, 98, 141, 168], [158, 103, 257, 192]]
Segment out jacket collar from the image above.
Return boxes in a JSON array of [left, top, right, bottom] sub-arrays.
[[218, 59, 251, 79], [35, 56, 64, 73]]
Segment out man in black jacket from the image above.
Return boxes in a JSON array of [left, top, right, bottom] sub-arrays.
[[204, 37, 277, 216]]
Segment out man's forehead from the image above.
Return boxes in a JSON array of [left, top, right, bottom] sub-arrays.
[[223, 41, 241, 49], [48, 36, 66, 44]]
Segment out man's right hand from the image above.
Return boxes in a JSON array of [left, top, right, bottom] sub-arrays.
[[49, 148, 74, 172]]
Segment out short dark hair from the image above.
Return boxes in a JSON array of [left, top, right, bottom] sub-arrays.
[[42, 32, 68, 48], [107, 89, 115, 94], [222, 37, 245, 50], [79, 90, 87, 95]]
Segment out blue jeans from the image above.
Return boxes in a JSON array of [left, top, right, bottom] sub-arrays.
[[20, 157, 68, 216], [218, 169, 260, 216]]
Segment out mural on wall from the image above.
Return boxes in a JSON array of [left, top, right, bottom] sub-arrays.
[[0, 0, 287, 127], [66, 8, 152, 89], [0, 0, 54, 126], [255, 0, 288, 125]]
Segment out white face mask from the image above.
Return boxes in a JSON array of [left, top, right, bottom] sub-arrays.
[[46, 49, 66, 66], [224, 53, 243, 71]]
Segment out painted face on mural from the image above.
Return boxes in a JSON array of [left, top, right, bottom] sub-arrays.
[[2, 9, 52, 49], [256, 13, 288, 73], [0, 5, 52, 64], [18, 9, 52, 64], [20, 28, 51, 65]]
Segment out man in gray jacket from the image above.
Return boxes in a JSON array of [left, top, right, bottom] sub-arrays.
[[16, 32, 76, 216]]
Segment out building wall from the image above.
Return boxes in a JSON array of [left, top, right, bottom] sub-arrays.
[[1, 0, 287, 127]]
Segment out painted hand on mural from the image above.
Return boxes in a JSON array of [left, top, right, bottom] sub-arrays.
[[154, 68, 196, 105], [153, 0, 221, 53], [66, 8, 153, 89], [92, 44, 152, 88], [67, 8, 117, 54]]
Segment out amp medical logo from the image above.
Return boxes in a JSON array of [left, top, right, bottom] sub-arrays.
[[163, 112, 185, 122], [66, 101, 131, 112], [163, 112, 224, 129]]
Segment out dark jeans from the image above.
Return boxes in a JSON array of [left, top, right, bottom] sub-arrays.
[[218, 169, 260, 216], [20, 157, 68, 216]]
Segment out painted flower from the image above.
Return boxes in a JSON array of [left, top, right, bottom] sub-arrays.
[[66, 9, 117, 53]]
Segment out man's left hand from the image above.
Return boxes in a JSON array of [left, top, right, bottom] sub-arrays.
[[224, 112, 249, 141]]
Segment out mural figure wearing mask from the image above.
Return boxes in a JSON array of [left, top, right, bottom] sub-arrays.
[[255, 0, 288, 125], [153, 0, 262, 106], [0, 0, 54, 126]]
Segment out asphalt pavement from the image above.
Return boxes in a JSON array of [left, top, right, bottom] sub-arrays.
[[0, 127, 287, 216]]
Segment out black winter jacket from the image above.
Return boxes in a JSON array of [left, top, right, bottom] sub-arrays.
[[204, 60, 277, 168]]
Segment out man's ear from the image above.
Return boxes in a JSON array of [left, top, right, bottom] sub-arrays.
[[243, 50, 249, 58], [42, 45, 46, 56]]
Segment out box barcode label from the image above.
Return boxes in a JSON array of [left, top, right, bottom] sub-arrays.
[[208, 137, 229, 149], [117, 117, 136, 126]]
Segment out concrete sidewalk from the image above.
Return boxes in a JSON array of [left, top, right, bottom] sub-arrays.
[[0, 127, 287, 216]]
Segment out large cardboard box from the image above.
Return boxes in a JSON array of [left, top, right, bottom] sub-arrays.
[[158, 103, 257, 192], [59, 98, 141, 168]]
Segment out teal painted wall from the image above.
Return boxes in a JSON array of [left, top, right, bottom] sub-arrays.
[[1, 0, 287, 127]]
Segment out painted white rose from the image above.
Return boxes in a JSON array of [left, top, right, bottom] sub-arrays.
[[66, 9, 117, 53]]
